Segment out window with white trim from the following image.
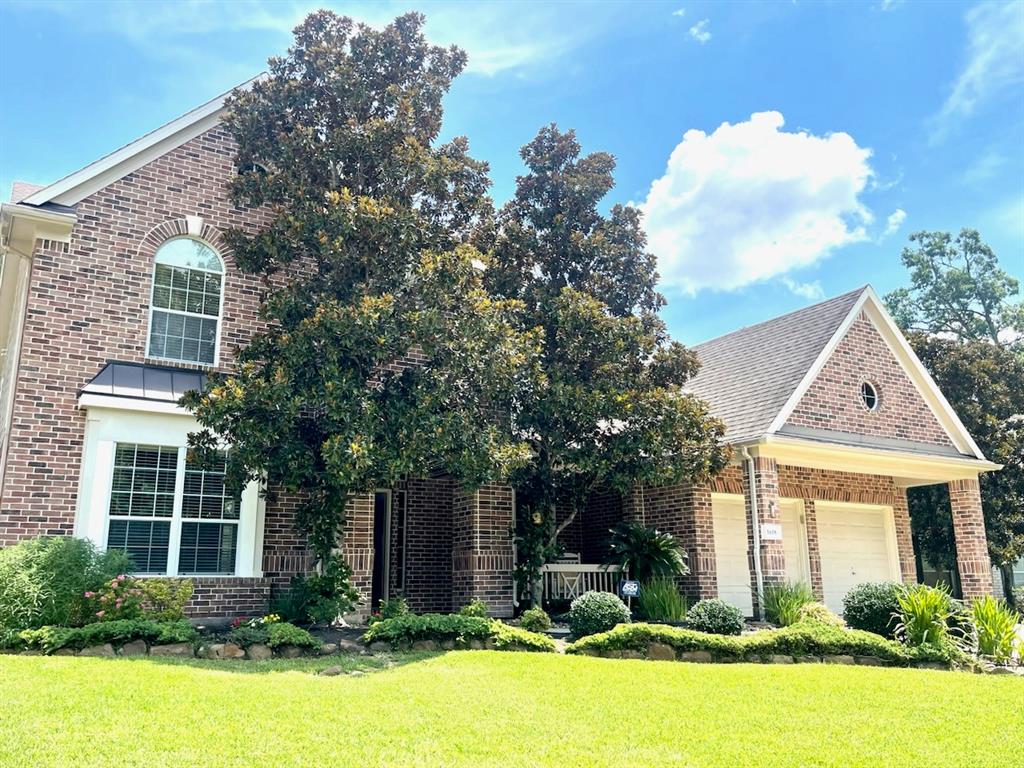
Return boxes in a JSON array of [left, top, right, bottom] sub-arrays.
[[147, 237, 223, 365], [105, 443, 240, 575]]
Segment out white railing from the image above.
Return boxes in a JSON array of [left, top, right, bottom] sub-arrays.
[[540, 563, 623, 602]]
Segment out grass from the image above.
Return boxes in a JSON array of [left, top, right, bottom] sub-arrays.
[[1, 651, 1020, 767]]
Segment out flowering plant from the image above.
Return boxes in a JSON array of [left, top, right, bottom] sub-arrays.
[[230, 614, 281, 629], [83, 574, 144, 622]]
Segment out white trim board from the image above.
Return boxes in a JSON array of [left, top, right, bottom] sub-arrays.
[[766, 286, 986, 460]]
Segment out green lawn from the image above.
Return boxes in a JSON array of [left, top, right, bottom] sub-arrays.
[[1, 652, 1019, 767]]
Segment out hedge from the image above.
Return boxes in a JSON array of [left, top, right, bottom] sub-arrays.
[[362, 613, 555, 652], [565, 622, 967, 666], [14, 619, 197, 654]]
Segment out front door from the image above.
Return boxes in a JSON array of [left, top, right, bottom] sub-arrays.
[[370, 490, 391, 611]]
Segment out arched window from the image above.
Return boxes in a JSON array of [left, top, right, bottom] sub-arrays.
[[147, 237, 223, 365]]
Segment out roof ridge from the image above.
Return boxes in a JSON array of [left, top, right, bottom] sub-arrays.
[[693, 285, 869, 349]]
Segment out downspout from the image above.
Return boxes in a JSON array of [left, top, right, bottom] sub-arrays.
[[740, 447, 764, 620]]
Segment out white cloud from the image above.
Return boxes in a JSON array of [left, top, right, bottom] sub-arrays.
[[930, 1, 1024, 142], [781, 278, 826, 301], [672, 8, 686, 17], [689, 19, 711, 44], [879, 0, 905, 11], [639, 111, 874, 294], [881, 208, 907, 240]]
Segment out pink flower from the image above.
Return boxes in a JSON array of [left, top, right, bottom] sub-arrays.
[[83, 591, 94, 598], [96, 610, 105, 618], [115, 599, 123, 608], [117, 575, 126, 582]]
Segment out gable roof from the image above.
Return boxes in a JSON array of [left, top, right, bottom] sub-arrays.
[[20, 76, 259, 209], [687, 285, 987, 460]]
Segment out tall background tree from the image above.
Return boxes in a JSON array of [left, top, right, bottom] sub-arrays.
[[885, 228, 1024, 602], [484, 126, 730, 603], [184, 12, 536, 564]]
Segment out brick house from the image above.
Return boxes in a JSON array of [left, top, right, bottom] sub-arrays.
[[0, 85, 999, 620]]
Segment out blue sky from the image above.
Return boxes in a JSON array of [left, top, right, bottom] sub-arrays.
[[1, 0, 1021, 344]]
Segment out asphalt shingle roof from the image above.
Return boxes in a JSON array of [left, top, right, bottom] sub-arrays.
[[686, 286, 867, 444]]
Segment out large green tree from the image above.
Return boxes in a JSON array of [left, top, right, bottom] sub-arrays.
[[885, 229, 1024, 601], [184, 12, 536, 563], [484, 126, 730, 602]]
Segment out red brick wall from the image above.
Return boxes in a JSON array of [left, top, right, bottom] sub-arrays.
[[186, 577, 271, 620], [948, 478, 993, 598], [451, 484, 514, 616], [391, 477, 454, 613], [786, 311, 952, 446], [579, 488, 622, 563]]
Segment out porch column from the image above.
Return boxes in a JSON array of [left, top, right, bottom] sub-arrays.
[[742, 456, 786, 616], [803, 500, 825, 601], [341, 492, 374, 618], [892, 491, 918, 585], [451, 483, 515, 617], [948, 478, 993, 598]]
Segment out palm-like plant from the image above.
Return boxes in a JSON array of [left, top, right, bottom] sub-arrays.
[[605, 522, 689, 583]]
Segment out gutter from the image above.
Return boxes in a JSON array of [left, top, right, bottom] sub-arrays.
[[740, 447, 764, 620]]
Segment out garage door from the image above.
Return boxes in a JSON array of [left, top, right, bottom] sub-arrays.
[[816, 503, 900, 614], [711, 495, 753, 616]]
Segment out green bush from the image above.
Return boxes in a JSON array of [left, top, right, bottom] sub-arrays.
[[519, 607, 552, 633], [796, 602, 844, 628], [226, 625, 269, 648], [568, 591, 631, 638], [361, 613, 554, 652], [17, 619, 197, 653], [489, 621, 557, 652], [971, 596, 1020, 662], [0, 537, 133, 631], [566, 621, 966, 666], [637, 578, 687, 623], [894, 584, 952, 648], [685, 599, 744, 636], [1013, 586, 1024, 610], [266, 622, 320, 649], [842, 582, 902, 638], [139, 579, 194, 621], [458, 599, 489, 618], [763, 582, 814, 627], [271, 554, 360, 626], [606, 522, 689, 582]]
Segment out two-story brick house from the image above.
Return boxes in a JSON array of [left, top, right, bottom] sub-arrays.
[[0, 84, 999, 620]]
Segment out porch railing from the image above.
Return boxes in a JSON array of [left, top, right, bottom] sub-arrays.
[[539, 563, 623, 602]]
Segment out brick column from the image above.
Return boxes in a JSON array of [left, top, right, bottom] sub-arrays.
[[451, 483, 515, 617], [892, 490, 917, 585], [742, 456, 786, 616], [803, 500, 825, 602], [948, 478, 993, 598], [341, 492, 374, 618]]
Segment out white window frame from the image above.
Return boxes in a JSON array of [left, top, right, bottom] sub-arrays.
[[145, 235, 226, 368], [74, 405, 264, 578]]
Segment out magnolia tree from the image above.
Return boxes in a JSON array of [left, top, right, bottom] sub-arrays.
[[184, 12, 536, 563], [484, 126, 730, 603]]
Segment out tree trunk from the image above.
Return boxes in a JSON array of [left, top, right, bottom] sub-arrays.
[[999, 562, 1015, 605]]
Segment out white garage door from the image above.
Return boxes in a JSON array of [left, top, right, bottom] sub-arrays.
[[711, 495, 753, 616], [816, 502, 900, 614]]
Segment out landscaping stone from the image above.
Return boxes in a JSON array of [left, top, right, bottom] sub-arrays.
[[412, 640, 438, 652], [647, 642, 676, 661], [769, 655, 794, 664], [854, 656, 885, 666], [119, 640, 148, 657], [337, 639, 363, 654], [794, 656, 822, 663], [246, 644, 273, 661], [319, 643, 338, 655], [678, 651, 713, 663], [468, 639, 484, 650], [439, 640, 455, 651], [823, 655, 855, 665], [79, 644, 114, 658], [988, 666, 1016, 675], [368, 641, 390, 653], [348, 670, 365, 677], [220, 643, 246, 659], [319, 666, 343, 676], [149, 643, 194, 657], [913, 662, 949, 671], [53, 648, 77, 656], [277, 644, 303, 658], [619, 649, 644, 660]]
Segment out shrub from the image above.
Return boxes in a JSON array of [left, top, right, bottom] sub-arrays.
[[139, 579, 194, 621], [18, 619, 197, 653], [685, 599, 744, 636], [266, 621, 320, 649], [85, 574, 144, 622], [796, 602, 844, 628], [271, 554, 360, 626], [361, 613, 555, 652], [894, 584, 951, 648], [606, 522, 689, 582], [566, 621, 967, 667], [842, 582, 902, 638], [489, 621, 557, 652], [1013, 586, 1024, 610], [0, 537, 133, 631], [971, 596, 1020, 662], [519, 607, 552, 633], [637, 578, 687, 623], [227, 625, 269, 648], [763, 582, 814, 627], [380, 597, 410, 620], [568, 591, 631, 638], [458, 599, 489, 618]]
